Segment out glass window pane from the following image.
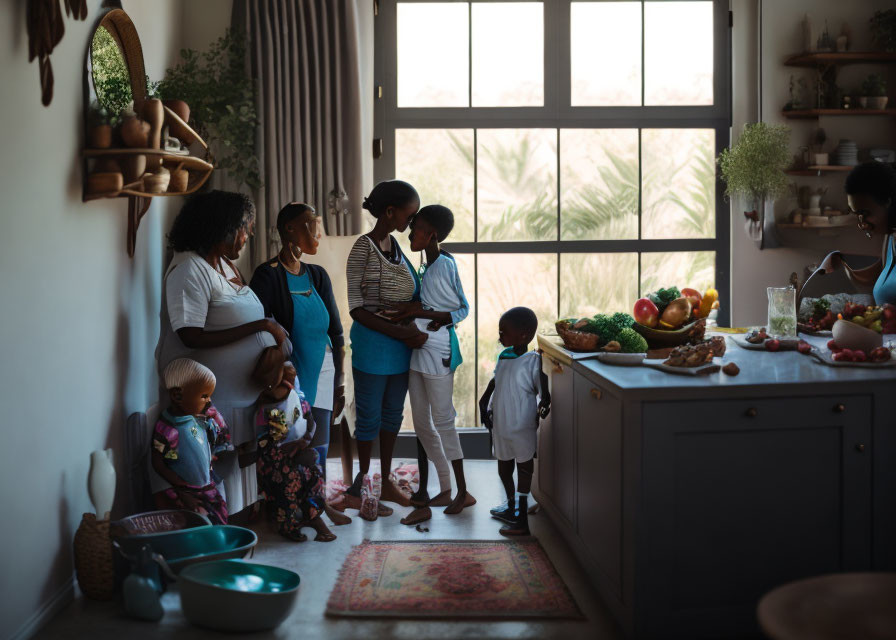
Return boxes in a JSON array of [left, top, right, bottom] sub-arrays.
[[640, 251, 716, 299], [560, 129, 639, 240], [641, 128, 716, 239], [477, 129, 557, 242], [396, 129, 475, 242], [571, 2, 641, 106], [560, 253, 639, 318], [472, 3, 544, 107], [452, 254, 477, 428], [644, 1, 713, 106], [476, 253, 557, 422], [398, 3, 469, 107]]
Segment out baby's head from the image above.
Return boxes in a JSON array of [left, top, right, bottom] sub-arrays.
[[498, 307, 538, 349], [409, 204, 454, 252], [163, 358, 216, 416]]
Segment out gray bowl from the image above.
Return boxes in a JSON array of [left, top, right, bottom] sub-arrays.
[[179, 559, 300, 632]]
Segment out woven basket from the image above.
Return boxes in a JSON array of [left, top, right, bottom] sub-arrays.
[[556, 325, 601, 352], [73, 513, 115, 600]]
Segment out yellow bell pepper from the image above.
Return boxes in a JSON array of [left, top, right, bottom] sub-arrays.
[[698, 288, 718, 318]]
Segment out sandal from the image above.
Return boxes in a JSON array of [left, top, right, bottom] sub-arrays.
[[359, 474, 378, 521]]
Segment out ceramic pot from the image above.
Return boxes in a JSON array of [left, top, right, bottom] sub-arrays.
[[858, 96, 869, 109], [813, 152, 829, 165], [868, 96, 889, 110], [163, 99, 192, 142], [120, 115, 151, 148], [121, 154, 146, 184], [144, 167, 171, 194], [86, 172, 124, 196], [168, 167, 189, 193], [143, 99, 164, 170], [88, 124, 112, 149], [88, 449, 116, 519]]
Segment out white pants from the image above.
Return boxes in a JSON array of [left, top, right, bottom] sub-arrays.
[[408, 369, 463, 493]]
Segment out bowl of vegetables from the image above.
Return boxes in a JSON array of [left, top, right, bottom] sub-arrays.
[[555, 313, 648, 354], [630, 286, 718, 348]]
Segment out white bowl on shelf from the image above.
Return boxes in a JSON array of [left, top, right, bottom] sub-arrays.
[[831, 319, 883, 353]]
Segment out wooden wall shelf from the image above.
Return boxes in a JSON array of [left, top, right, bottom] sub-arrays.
[[785, 165, 854, 176], [784, 52, 896, 67], [782, 108, 894, 119]]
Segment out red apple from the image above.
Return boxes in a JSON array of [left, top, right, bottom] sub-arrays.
[[633, 298, 659, 328], [827, 339, 841, 353], [681, 288, 702, 312], [853, 350, 868, 362]]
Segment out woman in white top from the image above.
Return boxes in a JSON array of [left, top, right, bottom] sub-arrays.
[[156, 191, 289, 514]]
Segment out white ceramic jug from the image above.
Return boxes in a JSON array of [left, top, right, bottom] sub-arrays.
[[88, 449, 116, 520]]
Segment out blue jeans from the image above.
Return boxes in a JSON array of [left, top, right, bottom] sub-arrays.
[[310, 406, 332, 478], [352, 367, 409, 442]]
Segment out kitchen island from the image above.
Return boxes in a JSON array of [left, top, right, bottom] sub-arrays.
[[535, 333, 896, 639]]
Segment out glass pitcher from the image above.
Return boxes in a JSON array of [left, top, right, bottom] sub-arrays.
[[767, 286, 797, 337]]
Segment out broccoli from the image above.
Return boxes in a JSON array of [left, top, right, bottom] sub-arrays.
[[610, 312, 635, 333], [576, 315, 615, 343], [616, 327, 648, 354], [648, 287, 681, 313]]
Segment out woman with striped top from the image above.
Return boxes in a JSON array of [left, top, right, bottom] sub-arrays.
[[343, 180, 426, 519]]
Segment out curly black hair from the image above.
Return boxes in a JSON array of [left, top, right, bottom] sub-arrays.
[[414, 204, 455, 242], [361, 180, 419, 218], [501, 306, 539, 337], [276, 202, 315, 236], [168, 190, 256, 256], [845, 161, 896, 230]]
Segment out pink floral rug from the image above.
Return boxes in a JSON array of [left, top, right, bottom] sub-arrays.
[[326, 539, 582, 619]]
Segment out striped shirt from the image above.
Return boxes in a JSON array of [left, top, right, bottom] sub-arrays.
[[346, 235, 416, 312]]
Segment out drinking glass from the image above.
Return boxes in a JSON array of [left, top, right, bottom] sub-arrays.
[[767, 286, 797, 337]]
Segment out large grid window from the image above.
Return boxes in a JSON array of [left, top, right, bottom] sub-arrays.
[[375, 0, 731, 430]]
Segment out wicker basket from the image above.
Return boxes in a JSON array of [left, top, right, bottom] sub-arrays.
[[73, 513, 116, 600], [555, 323, 601, 352]]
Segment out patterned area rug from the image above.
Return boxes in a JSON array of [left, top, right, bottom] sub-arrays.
[[326, 539, 583, 619]]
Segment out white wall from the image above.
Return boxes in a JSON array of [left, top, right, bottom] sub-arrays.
[[730, 0, 896, 325], [0, 2, 198, 638]]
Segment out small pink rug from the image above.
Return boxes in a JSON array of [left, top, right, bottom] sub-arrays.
[[326, 539, 582, 619]]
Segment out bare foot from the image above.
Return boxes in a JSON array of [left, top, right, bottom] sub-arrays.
[[310, 517, 337, 542], [325, 503, 352, 526], [380, 479, 411, 507], [377, 502, 393, 517], [400, 507, 432, 525], [409, 488, 430, 507], [427, 490, 452, 507], [444, 490, 468, 515], [341, 492, 361, 511]]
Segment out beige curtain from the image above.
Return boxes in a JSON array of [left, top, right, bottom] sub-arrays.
[[234, 0, 365, 260]]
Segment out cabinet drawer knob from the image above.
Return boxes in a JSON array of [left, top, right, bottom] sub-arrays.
[[833, 403, 845, 413], [856, 443, 866, 453], [745, 407, 758, 418], [590, 388, 602, 400]]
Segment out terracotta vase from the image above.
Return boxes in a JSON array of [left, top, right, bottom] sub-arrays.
[[163, 99, 192, 142], [88, 449, 116, 519], [88, 124, 112, 149], [86, 172, 124, 196], [144, 167, 171, 194], [120, 115, 150, 148], [168, 167, 189, 193], [121, 154, 147, 184], [142, 99, 164, 170]]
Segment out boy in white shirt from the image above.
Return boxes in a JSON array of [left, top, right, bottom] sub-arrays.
[[479, 307, 550, 536], [386, 205, 474, 519]]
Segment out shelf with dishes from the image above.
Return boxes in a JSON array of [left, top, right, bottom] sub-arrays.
[[783, 51, 896, 67], [782, 108, 894, 119], [785, 165, 854, 176]]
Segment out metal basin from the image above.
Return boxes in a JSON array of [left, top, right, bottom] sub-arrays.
[[114, 525, 257, 573]]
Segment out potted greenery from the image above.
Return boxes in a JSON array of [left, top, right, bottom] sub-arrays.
[[718, 122, 791, 247], [870, 10, 896, 52], [153, 29, 261, 190], [859, 74, 888, 110]]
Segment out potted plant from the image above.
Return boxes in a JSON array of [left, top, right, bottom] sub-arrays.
[[718, 122, 791, 247], [870, 10, 896, 52], [859, 74, 888, 110], [153, 29, 261, 190]]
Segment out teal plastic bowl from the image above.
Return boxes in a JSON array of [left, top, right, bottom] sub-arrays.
[[114, 525, 257, 573], [179, 560, 300, 632]]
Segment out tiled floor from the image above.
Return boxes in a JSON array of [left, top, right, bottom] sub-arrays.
[[41, 460, 622, 640]]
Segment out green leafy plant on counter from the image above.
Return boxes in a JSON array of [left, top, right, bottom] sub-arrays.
[[871, 10, 896, 52], [154, 28, 261, 190], [718, 122, 791, 206]]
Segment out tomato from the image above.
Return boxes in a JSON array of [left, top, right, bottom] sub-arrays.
[[681, 288, 702, 312], [853, 350, 867, 362], [797, 341, 812, 354], [633, 298, 659, 328], [827, 339, 841, 353], [765, 339, 780, 352]]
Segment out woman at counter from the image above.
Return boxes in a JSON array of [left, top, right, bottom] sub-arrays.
[[156, 190, 288, 514], [823, 162, 896, 305]]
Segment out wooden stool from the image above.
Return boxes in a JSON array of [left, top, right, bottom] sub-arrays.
[[758, 572, 896, 640]]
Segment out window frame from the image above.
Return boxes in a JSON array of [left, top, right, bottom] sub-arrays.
[[374, 0, 732, 452]]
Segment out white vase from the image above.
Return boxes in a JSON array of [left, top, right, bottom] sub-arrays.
[[88, 449, 116, 520]]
